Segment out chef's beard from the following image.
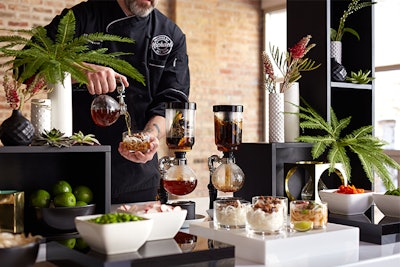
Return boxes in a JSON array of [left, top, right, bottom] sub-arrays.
[[124, 0, 158, 17]]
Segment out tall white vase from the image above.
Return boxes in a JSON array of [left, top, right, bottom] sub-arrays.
[[269, 92, 284, 143], [47, 73, 73, 136], [283, 82, 300, 142], [330, 41, 342, 64], [264, 90, 269, 142]]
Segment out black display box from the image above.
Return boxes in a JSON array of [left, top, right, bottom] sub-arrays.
[[329, 206, 400, 245]]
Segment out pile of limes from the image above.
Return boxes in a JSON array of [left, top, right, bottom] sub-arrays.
[[30, 180, 93, 208]]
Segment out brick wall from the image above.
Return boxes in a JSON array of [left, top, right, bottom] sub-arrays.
[[0, 0, 263, 199]]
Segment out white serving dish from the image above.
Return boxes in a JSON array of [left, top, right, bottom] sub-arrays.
[[319, 189, 373, 215], [190, 221, 359, 265], [75, 214, 153, 255], [117, 208, 187, 241], [373, 192, 400, 218]]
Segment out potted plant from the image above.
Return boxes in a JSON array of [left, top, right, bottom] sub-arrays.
[[330, 0, 376, 64], [0, 10, 145, 144], [262, 35, 320, 142], [292, 98, 400, 191]]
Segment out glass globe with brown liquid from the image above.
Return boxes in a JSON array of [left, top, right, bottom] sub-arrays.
[[211, 105, 245, 193], [161, 102, 197, 196]]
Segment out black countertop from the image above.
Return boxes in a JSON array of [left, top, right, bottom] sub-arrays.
[[36, 231, 235, 267]]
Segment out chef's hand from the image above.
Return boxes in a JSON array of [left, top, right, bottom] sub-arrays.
[[118, 135, 160, 164], [81, 62, 129, 95]]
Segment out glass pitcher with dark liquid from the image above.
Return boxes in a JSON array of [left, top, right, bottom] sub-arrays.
[[90, 78, 130, 128]]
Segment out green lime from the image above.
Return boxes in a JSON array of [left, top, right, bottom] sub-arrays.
[[74, 238, 89, 251], [76, 200, 88, 206], [30, 189, 51, 208], [293, 221, 313, 232], [58, 238, 76, 249], [52, 180, 72, 196], [53, 192, 76, 207], [73, 185, 93, 204]]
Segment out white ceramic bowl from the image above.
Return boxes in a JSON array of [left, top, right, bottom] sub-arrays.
[[117, 208, 187, 241], [373, 193, 400, 218], [75, 214, 153, 254], [319, 189, 373, 215]]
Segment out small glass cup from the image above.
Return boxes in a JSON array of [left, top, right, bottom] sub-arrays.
[[213, 197, 250, 229], [289, 200, 328, 231], [252, 196, 288, 229], [121, 131, 151, 153], [246, 196, 286, 235]]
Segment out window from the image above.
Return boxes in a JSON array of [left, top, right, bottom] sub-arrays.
[[374, 0, 400, 150]]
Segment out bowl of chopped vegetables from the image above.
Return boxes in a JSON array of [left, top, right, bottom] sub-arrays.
[[75, 213, 153, 254], [319, 185, 373, 215], [373, 188, 400, 218]]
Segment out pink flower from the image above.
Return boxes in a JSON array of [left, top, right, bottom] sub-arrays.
[[265, 35, 320, 93], [262, 51, 276, 92], [2, 72, 47, 111], [289, 35, 311, 59]]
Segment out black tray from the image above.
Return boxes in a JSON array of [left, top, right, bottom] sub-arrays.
[[328, 205, 400, 244], [44, 231, 235, 267]]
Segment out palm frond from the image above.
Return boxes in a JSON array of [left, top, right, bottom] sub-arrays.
[[295, 98, 399, 190], [0, 10, 145, 86]]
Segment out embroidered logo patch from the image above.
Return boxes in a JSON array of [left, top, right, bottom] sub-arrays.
[[151, 35, 173, 56]]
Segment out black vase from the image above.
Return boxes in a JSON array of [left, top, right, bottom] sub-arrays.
[[0, 109, 35, 145], [331, 57, 347, 82]]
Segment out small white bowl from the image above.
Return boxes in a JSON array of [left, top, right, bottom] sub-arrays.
[[75, 214, 153, 255], [319, 189, 373, 215], [373, 193, 400, 218], [116, 202, 187, 241], [117, 208, 187, 241]]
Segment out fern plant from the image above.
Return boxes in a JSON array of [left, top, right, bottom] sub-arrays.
[[0, 10, 145, 86], [292, 98, 399, 190]]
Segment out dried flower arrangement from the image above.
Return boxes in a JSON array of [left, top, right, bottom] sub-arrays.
[[262, 35, 321, 93]]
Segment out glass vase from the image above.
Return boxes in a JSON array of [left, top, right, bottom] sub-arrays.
[[301, 175, 328, 201]]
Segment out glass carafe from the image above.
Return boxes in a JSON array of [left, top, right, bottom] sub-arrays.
[[90, 79, 128, 127]]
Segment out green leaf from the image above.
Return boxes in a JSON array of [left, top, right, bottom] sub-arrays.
[[343, 27, 360, 41]]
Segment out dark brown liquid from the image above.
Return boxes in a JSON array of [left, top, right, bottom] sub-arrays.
[[91, 109, 119, 127], [166, 137, 195, 151], [163, 179, 197, 196], [214, 117, 242, 152]]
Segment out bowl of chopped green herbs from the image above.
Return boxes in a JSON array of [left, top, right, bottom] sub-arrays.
[[75, 213, 153, 254]]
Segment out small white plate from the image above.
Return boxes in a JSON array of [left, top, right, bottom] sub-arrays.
[[181, 214, 206, 229]]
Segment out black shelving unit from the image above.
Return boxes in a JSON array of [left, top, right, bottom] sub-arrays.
[[286, 0, 375, 190], [233, 142, 313, 201], [0, 145, 111, 235]]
